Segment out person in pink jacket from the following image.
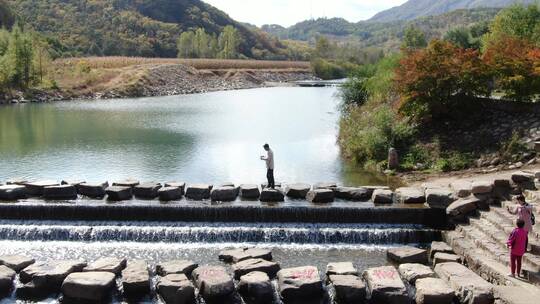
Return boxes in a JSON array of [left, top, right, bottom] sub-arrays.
[[507, 219, 528, 277], [507, 195, 534, 234]]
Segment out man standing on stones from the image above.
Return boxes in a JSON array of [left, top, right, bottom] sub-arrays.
[[261, 143, 275, 189]]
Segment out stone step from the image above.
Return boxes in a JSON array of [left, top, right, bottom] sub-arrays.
[[487, 207, 540, 247]]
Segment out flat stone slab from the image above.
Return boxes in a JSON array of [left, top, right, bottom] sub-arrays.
[[112, 180, 140, 188], [62, 271, 116, 301], [238, 271, 273, 303], [313, 182, 337, 190], [326, 262, 357, 276], [0, 255, 35, 272], [261, 182, 282, 189], [192, 265, 235, 299], [451, 181, 472, 198], [239, 184, 260, 199], [219, 248, 272, 263], [185, 184, 212, 200], [259, 188, 284, 202], [277, 266, 323, 300], [363, 266, 409, 304], [434, 262, 494, 304], [211, 186, 238, 202], [430, 241, 454, 259], [83, 257, 127, 275], [306, 189, 335, 203], [24, 180, 60, 196], [329, 274, 366, 303], [18, 260, 87, 298], [425, 188, 455, 209], [158, 186, 184, 201], [164, 182, 186, 194], [471, 181, 493, 194], [511, 171, 535, 183], [0, 185, 27, 200], [446, 197, 481, 217], [77, 182, 108, 198], [232, 258, 280, 279], [415, 277, 455, 304], [105, 186, 133, 201], [5, 178, 27, 185], [396, 187, 425, 204], [284, 183, 311, 199], [157, 273, 195, 304], [43, 185, 77, 200], [156, 260, 198, 277], [433, 253, 461, 266], [387, 246, 428, 264], [372, 189, 394, 204], [122, 260, 150, 299], [0, 265, 16, 293], [398, 263, 435, 283], [334, 187, 371, 201], [133, 183, 162, 199]]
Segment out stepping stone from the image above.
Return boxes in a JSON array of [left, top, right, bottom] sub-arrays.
[[0, 265, 16, 293], [5, 178, 27, 185], [372, 189, 394, 204], [61, 180, 85, 187], [239, 184, 260, 199], [133, 183, 162, 199], [156, 260, 198, 277], [0, 185, 27, 200], [313, 182, 337, 190], [157, 273, 195, 304], [259, 188, 284, 202], [284, 183, 311, 199], [211, 186, 238, 202], [277, 266, 322, 300], [164, 182, 186, 195], [77, 182, 108, 198], [433, 253, 461, 266], [471, 181, 493, 194], [83, 257, 127, 275], [425, 188, 455, 209], [232, 258, 280, 279], [434, 262, 494, 304], [306, 189, 335, 203], [105, 186, 133, 201], [334, 187, 371, 201], [42, 185, 77, 200], [122, 260, 150, 299], [18, 260, 86, 298], [61, 271, 116, 302], [238, 271, 273, 303], [220, 183, 239, 195], [387, 246, 428, 264], [261, 182, 282, 189], [326, 262, 357, 276], [192, 265, 235, 299], [511, 171, 535, 183], [363, 266, 409, 304], [112, 179, 140, 188], [396, 187, 425, 204], [430, 241, 454, 259], [451, 181, 472, 198], [185, 184, 212, 200], [158, 186, 184, 201], [398, 263, 435, 283], [329, 274, 366, 303], [24, 180, 60, 196], [415, 277, 455, 304], [219, 248, 272, 263], [446, 197, 481, 217], [0, 255, 35, 272]]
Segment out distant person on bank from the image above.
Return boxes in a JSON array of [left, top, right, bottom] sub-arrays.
[[507, 195, 534, 234], [507, 218, 528, 278], [260, 143, 275, 189]]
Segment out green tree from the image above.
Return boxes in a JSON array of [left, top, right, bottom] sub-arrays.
[[4, 25, 34, 89], [218, 25, 240, 59], [177, 31, 195, 58], [483, 4, 540, 48], [194, 28, 210, 58], [315, 36, 333, 58], [444, 27, 473, 49], [402, 26, 427, 50]]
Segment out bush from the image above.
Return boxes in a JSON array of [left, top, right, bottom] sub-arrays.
[[310, 58, 357, 80], [339, 77, 368, 109]]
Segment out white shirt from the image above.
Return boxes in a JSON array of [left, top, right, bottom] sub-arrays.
[[265, 149, 274, 170]]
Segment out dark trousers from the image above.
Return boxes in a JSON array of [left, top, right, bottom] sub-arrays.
[[266, 169, 275, 189]]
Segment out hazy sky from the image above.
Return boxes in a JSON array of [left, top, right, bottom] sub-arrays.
[[203, 0, 409, 27]]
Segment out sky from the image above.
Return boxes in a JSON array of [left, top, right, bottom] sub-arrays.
[[203, 0, 409, 27]]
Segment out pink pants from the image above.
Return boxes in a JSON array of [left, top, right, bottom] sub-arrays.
[[510, 254, 523, 275]]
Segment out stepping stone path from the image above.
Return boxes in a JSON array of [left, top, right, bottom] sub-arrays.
[[105, 186, 133, 201], [18, 260, 86, 298], [158, 186, 184, 201], [433, 252, 461, 266], [239, 184, 260, 199], [259, 188, 284, 202], [306, 189, 335, 203], [112, 180, 140, 188], [334, 187, 371, 201], [232, 258, 280, 279], [61, 271, 116, 302], [157, 273, 195, 304], [185, 184, 212, 200], [133, 183, 162, 199], [121, 260, 150, 299], [277, 266, 323, 300], [0, 185, 27, 200], [219, 248, 272, 263], [238, 271, 273, 303], [434, 262, 494, 304], [372, 189, 394, 204], [0, 255, 35, 272], [387, 246, 428, 264], [0, 265, 15, 293], [83, 257, 126, 275], [192, 265, 235, 299], [398, 263, 435, 283], [164, 182, 186, 194], [430, 241, 454, 259], [425, 188, 455, 209], [326, 262, 357, 276], [328, 274, 366, 303], [363, 266, 409, 304], [396, 187, 425, 204], [77, 182, 108, 198], [415, 277, 455, 304], [156, 260, 198, 277], [43, 185, 77, 200], [211, 186, 238, 202], [284, 183, 311, 199], [24, 180, 59, 196], [313, 182, 337, 190]]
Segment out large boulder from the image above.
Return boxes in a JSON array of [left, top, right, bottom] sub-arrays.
[[156, 273, 195, 304], [451, 181, 472, 198], [185, 184, 212, 200], [219, 248, 272, 263], [326, 262, 357, 276], [77, 182, 108, 198], [0, 185, 27, 200], [42, 185, 77, 200], [372, 189, 394, 204], [425, 188, 455, 209], [122, 260, 150, 299], [387, 246, 428, 264], [0, 265, 16, 294], [105, 186, 133, 201], [284, 183, 311, 199], [433, 253, 461, 266], [61, 272, 116, 302], [511, 171, 535, 184], [211, 186, 238, 202], [306, 189, 335, 203], [158, 186, 184, 201], [415, 277, 455, 304], [17, 260, 86, 298], [396, 187, 425, 204], [239, 184, 260, 199], [446, 197, 482, 217], [192, 265, 235, 300], [329, 274, 366, 304], [83, 257, 127, 275], [277, 266, 323, 300], [0, 255, 35, 272], [363, 266, 409, 304], [24, 180, 60, 196], [164, 182, 186, 195], [430, 241, 454, 259], [232, 258, 280, 279], [334, 187, 371, 201], [259, 188, 284, 202], [398, 263, 435, 284], [471, 181, 493, 195], [133, 183, 162, 199], [434, 262, 494, 304], [112, 180, 140, 188], [238, 271, 274, 303], [313, 182, 337, 190], [156, 260, 198, 277]]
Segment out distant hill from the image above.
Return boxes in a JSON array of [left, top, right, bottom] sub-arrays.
[[6, 0, 286, 59], [369, 0, 535, 22]]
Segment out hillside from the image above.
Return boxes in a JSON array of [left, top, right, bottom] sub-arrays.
[[0, 0, 13, 28], [6, 0, 286, 59], [370, 0, 535, 22]]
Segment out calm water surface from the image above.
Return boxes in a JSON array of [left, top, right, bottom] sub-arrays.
[[0, 87, 392, 186]]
